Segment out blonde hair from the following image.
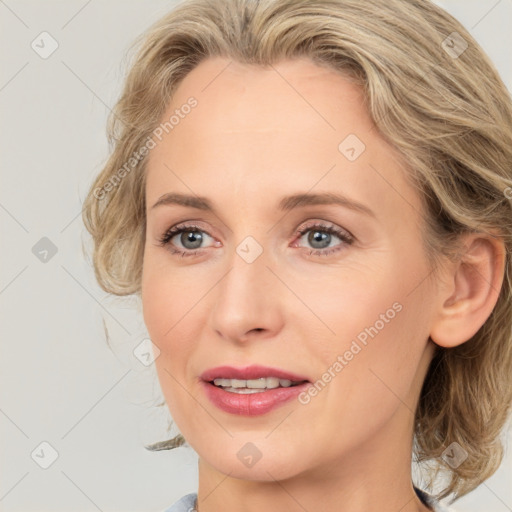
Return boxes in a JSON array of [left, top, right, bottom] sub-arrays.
[[82, 0, 512, 503]]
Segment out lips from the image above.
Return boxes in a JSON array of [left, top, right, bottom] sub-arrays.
[[200, 365, 310, 384]]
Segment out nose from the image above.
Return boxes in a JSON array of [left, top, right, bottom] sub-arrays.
[[209, 245, 285, 344]]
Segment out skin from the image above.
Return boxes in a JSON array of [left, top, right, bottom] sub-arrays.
[[141, 56, 505, 512]]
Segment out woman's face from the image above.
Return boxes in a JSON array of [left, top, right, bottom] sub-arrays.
[[142, 56, 438, 481]]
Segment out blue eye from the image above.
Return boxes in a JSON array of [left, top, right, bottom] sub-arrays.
[[293, 222, 354, 256], [157, 224, 214, 257]]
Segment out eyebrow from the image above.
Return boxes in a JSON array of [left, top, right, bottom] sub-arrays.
[[151, 192, 375, 218]]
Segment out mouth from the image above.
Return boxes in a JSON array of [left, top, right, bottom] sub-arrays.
[[207, 376, 309, 394], [199, 364, 312, 416], [200, 370, 312, 416]]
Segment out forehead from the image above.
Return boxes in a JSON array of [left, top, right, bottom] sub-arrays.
[[167, 56, 372, 134], [145, 56, 421, 219]]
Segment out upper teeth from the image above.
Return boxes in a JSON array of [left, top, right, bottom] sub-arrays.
[[213, 377, 295, 389]]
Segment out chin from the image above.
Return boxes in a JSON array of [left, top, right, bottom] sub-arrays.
[[197, 439, 308, 481]]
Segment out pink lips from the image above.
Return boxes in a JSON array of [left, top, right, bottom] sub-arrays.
[[200, 365, 312, 416]]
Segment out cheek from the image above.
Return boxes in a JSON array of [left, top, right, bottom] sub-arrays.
[[141, 267, 182, 395], [304, 256, 431, 407], [332, 292, 429, 412], [141, 259, 202, 381], [142, 269, 197, 428], [141, 277, 168, 342], [141, 251, 188, 340], [294, 262, 404, 354]]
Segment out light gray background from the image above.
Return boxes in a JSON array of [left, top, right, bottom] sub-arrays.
[[1, 1, 511, 511]]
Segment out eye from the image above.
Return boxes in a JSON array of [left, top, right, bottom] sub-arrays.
[[292, 221, 354, 256], [157, 223, 215, 257], [157, 220, 354, 258]]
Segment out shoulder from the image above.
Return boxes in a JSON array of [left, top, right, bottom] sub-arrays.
[[161, 492, 197, 512]]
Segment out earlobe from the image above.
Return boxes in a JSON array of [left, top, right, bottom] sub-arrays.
[[429, 232, 506, 348]]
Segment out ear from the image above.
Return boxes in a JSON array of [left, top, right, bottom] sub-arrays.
[[429, 231, 506, 348]]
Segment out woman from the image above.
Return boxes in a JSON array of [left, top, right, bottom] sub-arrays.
[[82, 0, 512, 511]]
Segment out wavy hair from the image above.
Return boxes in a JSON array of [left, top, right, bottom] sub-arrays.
[[82, 0, 512, 503]]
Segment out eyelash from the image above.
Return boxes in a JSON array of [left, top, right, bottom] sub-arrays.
[[157, 221, 354, 258]]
